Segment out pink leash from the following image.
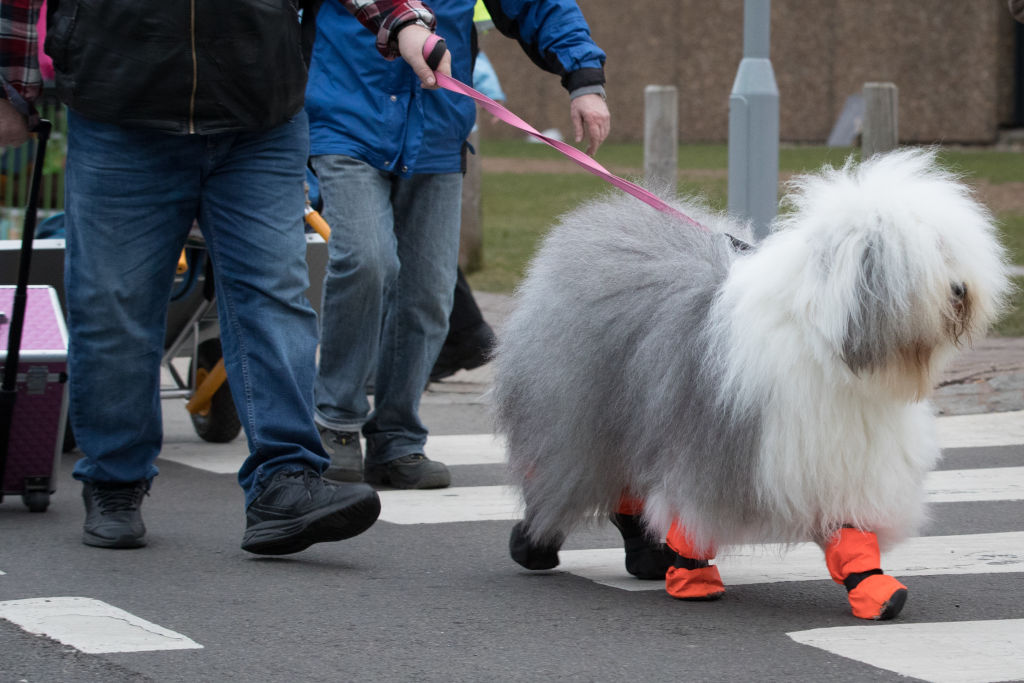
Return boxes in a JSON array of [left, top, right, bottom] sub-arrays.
[[422, 35, 706, 231]]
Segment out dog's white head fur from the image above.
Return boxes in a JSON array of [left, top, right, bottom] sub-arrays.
[[720, 149, 1010, 405]]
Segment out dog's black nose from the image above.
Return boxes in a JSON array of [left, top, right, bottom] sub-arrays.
[[951, 282, 967, 299]]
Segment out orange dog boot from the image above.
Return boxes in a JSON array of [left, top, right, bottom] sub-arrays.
[[824, 527, 908, 620], [664, 522, 725, 601]]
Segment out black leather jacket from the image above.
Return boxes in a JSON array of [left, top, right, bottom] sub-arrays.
[[44, 0, 308, 134]]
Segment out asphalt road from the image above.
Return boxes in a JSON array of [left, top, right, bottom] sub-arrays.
[[1, 388, 1023, 683]]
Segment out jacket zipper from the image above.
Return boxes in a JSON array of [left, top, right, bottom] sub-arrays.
[[188, 0, 198, 133]]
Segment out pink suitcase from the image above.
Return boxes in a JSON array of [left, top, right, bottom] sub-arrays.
[[0, 285, 68, 511]]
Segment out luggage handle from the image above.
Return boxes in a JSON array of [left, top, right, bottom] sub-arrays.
[[1, 119, 53, 478]]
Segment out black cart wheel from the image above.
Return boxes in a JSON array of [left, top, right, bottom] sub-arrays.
[[189, 339, 242, 443], [23, 491, 50, 512]]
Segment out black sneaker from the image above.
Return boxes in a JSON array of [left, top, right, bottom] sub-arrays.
[[364, 454, 451, 489], [82, 480, 149, 549], [429, 323, 496, 382], [318, 426, 364, 482], [241, 469, 380, 556]]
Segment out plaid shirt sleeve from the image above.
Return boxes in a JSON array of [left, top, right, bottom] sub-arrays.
[[0, 0, 43, 103], [340, 0, 436, 59]]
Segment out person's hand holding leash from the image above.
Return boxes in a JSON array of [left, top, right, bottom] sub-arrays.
[[571, 93, 610, 156], [399, 24, 450, 89]]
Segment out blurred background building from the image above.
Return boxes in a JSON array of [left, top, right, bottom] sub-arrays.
[[479, 0, 1023, 145]]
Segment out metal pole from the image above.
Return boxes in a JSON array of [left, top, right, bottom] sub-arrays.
[[862, 82, 899, 158], [643, 85, 678, 190], [727, 0, 779, 241]]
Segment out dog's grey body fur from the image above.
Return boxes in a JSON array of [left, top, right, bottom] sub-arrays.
[[494, 193, 761, 545]]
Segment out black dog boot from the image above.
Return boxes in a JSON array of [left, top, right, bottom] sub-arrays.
[[509, 521, 563, 570], [610, 512, 677, 580]]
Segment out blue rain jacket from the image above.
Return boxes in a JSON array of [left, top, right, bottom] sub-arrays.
[[305, 0, 606, 176]]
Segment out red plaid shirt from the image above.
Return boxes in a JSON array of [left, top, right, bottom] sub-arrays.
[[0, 0, 42, 103], [346, 0, 437, 58], [0, 0, 435, 104]]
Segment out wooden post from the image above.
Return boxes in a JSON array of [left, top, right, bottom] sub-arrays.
[[459, 127, 483, 272], [862, 82, 898, 158], [643, 85, 678, 189]]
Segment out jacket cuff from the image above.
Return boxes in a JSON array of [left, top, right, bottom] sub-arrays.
[[562, 67, 606, 93], [376, 2, 437, 59], [569, 84, 606, 101]]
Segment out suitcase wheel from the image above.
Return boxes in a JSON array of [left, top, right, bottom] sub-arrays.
[[23, 491, 50, 513]]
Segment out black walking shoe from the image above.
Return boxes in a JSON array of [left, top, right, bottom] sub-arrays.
[[318, 426, 364, 482], [364, 453, 451, 489], [241, 469, 380, 556], [430, 323, 496, 382], [82, 480, 149, 549]]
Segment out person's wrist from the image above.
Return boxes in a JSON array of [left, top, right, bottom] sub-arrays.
[[570, 85, 607, 101]]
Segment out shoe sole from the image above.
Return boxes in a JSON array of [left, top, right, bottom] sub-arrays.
[[82, 531, 147, 549], [429, 351, 491, 383], [240, 490, 381, 556]]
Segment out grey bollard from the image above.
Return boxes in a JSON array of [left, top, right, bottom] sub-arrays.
[[644, 85, 678, 190], [727, 0, 779, 242], [862, 82, 898, 158]]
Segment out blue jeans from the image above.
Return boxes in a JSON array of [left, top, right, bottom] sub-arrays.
[[310, 155, 461, 465], [65, 110, 327, 506]]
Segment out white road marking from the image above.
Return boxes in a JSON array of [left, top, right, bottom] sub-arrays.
[[936, 409, 1024, 449], [158, 432, 507, 474], [0, 597, 202, 653], [159, 411, 1023, 475], [379, 485, 521, 524], [787, 619, 1024, 683], [376, 466, 1024, 526], [926, 466, 1024, 502], [157, 441, 241, 474], [419, 433, 506, 466], [555, 531, 1024, 591]]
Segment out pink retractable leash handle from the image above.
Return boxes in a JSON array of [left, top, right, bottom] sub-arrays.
[[420, 34, 706, 231]]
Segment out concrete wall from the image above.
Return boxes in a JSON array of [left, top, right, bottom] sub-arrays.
[[478, 0, 1019, 145]]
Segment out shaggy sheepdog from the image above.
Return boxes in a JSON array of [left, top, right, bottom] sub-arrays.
[[493, 149, 1010, 620]]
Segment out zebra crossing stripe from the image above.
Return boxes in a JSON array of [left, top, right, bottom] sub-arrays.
[[927, 466, 1024, 502], [375, 467, 1024, 525], [787, 619, 1024, 683], [158, 432, 508, 474], [554, 531, 1024, 591], [0, 597, 203, 653], [378, 485, 520, 524], [159, 411, 1023, 474], [935, 409, 1024, 449]]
